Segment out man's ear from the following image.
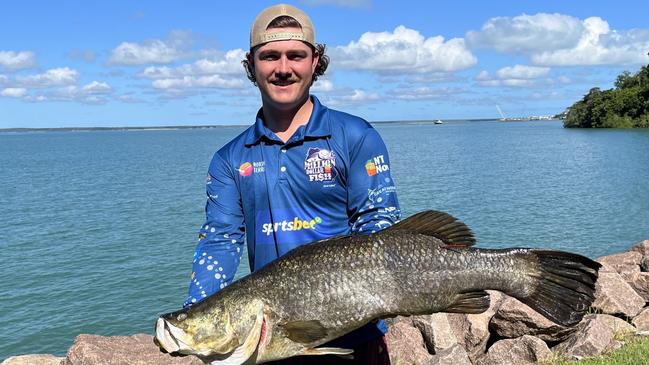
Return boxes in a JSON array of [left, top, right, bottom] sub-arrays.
[[311, 50, 319, 73]]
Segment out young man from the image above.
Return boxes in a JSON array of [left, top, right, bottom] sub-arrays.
[[185, 3, 400, 363]]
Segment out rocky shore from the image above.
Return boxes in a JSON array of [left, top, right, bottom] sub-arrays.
[[4, 240, 649, 365]]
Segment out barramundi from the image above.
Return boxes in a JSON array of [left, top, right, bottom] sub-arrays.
[[155, 210, 600, 364]]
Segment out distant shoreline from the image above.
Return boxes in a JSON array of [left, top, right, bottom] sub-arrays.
[[0, 118, 512, 133]]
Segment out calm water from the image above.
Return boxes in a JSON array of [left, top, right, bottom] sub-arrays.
[[1, 121, 649, 359]]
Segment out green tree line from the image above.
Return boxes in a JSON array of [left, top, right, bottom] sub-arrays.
[[563, 64, 649, 128]]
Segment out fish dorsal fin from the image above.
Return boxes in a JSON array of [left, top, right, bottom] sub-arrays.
[[383, 210, 476, 247], [282, 320, 328, 344]]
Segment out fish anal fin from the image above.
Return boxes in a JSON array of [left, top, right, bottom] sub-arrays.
[[445, 290, 490, 314], [282, 320, 328, 344], [302, 347, 354, 359], [383, 210, 475, 247]]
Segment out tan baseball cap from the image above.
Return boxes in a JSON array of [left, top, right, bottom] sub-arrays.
[[250, 3, 316, 49]]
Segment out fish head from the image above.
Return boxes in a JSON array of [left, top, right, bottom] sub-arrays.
[[155, 299, 267, 363]]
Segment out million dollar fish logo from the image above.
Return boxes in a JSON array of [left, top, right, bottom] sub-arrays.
[[304, 148, 337, 182]]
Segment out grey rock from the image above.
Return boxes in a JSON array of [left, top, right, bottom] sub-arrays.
[[412, 291, 503, 363], [624, 272, 649, 302], [427, 344, 471, 365], [631, 240, 649, 271], [1, 354, 63, 365], [386, 319, 432, 365], [490, 296, 574, 341], [412, 313, 457, 354], [632, 307, 649, 331], [592, 267, 645, 317], [477, 335, 551, 365], [596, 251, 641, 276], [597, 314, 637, 336], [552, 315, 615, 358], [61, 333, 203, 365]]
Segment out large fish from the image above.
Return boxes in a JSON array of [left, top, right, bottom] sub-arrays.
[[155, 210, 600, 364]]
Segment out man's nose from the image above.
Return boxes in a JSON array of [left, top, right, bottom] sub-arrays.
[[276, 56, 291, 75]]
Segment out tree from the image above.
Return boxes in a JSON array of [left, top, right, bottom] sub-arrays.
[[563, 64, 649, 128]]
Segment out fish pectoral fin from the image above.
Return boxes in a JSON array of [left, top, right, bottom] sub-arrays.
[[302, 347, 354, 359], [383, 210, 476, 247], [208, 312, 264, 365], [445, 290, 490, 314], [281, 320, 329, 343]]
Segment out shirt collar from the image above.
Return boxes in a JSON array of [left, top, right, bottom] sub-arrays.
[[244, 95, 331, 146]]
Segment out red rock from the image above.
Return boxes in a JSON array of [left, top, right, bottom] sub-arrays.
[[552, 315, 615, 359], [477, 335, 551, 365], [385, 319, 432, 365], [490, 297, 574, 341], [592, 267, 645, 317], [61, 333, 203, 365], [1, 354, 63, 365]]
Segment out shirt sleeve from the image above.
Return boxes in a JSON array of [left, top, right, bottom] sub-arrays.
[[347, 127, 401, 234], [184, 152, 245, 307]]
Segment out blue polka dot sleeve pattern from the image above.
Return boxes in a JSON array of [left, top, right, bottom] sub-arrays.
[[347, 128, 401, 234], [184, 153, 245, 308]]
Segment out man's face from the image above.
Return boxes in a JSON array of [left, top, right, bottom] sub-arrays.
[[252, 27, 319, 111]]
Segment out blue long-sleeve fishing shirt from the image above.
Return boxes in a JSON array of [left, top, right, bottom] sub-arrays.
[[185, 95, 401, 347]]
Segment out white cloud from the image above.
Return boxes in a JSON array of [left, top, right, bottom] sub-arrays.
[[476, 65, 551, 87], [23, 81, 113, 104], [532, 17, 649, 66], [152, 75, 244, 90], [325, 89, 380, 107], [140, 49, 248, 92], [108, 31, 196, 66], [390, 86, 466, 100], [0, 75, 7, 84], [311, 79, 334, 92], [17, 67, 79, 87], [1, 87, 27, 97], [467, 13, 649, 66], [0, 51, 37, 70], [109, 39, 182, 65], [496, 65, 550, 79], [140, 49, 246, 79], [82, 81, 112, 94], [466, 13, 583, 53], [333, 26, 477, 73]]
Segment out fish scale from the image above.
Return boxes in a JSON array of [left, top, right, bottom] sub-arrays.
[[155, 210, 601, 364]]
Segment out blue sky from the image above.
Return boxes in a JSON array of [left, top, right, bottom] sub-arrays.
[[1, 0, 648, 128]]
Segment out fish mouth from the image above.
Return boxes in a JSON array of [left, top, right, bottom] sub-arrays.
[[155, 317, 194, 355]]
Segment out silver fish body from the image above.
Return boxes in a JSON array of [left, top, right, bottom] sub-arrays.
[[156, 210, 600, 364]]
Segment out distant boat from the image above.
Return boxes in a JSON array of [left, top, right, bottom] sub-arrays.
[[434, 119, 443, 124]]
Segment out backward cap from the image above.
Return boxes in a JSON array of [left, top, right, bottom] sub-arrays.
[[250, 3, 316, 48]]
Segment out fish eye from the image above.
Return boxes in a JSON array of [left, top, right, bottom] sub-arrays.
[[177, 313, 187, 321]]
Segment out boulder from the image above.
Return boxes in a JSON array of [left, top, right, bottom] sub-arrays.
[[631, 240, 649, 271], [552, 315, 615, 359], [428, 344, 471, 365], [61, 333, 203, 365], [476, 335, 551, 365], [597, 314, 637, 337], [632, 307, 649, 331], [490, 297, 574, 341], [411, 291, 503, 362], [592, 266, 645, 317], [1, 354, 63, 365], [412, 313, 457, 354], [596, 251, 641, 276], [624, 272, 649, 302], [385, 319, 432, 365]]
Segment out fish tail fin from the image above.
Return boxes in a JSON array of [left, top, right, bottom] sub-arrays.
[[518, 250, 601, 327]]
